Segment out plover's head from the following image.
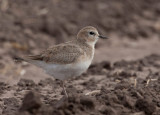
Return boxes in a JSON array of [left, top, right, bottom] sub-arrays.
[[77, 26, 108, 46]]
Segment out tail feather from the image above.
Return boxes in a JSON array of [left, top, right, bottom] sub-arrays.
[[27, 55, 43, 61], [14, 55, 43, 63], [14, 55, 45, 68], [14, 56, 24, 62]]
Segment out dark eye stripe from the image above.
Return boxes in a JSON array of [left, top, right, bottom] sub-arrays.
[[89, 32, 95, 35]]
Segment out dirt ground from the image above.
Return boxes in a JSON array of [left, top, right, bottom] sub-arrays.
[[0, 0, 160, 115]]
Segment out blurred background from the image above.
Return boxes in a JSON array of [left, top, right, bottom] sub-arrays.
[[0, 0, 160, 114], [0, 0, 160, 83]]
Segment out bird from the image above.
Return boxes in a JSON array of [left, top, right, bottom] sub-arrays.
[[15, 26, 108, 97]]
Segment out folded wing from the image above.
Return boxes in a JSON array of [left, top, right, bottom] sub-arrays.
[[26, 44, 83, 64]]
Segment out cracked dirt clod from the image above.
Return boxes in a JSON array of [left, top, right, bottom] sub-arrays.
[[20, 91, 42, 113]]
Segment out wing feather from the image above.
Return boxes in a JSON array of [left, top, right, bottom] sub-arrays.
[[27, 43, 83, 64]]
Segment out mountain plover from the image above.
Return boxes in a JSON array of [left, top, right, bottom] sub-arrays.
[[15, 26, 108, 97]]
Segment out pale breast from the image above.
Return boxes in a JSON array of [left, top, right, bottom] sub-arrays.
[[43, 59, 92, 80]]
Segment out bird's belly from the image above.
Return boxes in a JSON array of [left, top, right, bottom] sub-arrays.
[[44, 60, 92, 80]]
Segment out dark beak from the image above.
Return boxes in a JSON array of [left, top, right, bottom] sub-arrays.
[[98, 35, 109, 39]]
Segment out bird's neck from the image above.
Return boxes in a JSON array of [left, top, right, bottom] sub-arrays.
[[76, 38, 96, 49], [75, 39, 95, 59]]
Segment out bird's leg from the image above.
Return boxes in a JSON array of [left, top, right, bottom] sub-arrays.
[[62, 81, 68, 98]]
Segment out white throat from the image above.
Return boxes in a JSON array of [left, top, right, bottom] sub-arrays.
[[87, 39, 97, 48]]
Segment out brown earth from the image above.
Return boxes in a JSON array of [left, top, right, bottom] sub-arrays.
[[0, 0, 160, 115]]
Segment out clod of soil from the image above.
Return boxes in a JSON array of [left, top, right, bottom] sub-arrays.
[[136, 98, 156, 115], [20, 91, 42, 113]]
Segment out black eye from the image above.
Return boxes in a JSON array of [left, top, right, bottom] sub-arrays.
[[89, 31, 95, 35]]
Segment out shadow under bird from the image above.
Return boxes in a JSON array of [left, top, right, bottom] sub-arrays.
[[15, 26, 108, 97]]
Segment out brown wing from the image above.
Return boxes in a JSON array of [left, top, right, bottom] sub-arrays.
[[27, 44, 84, 64]]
